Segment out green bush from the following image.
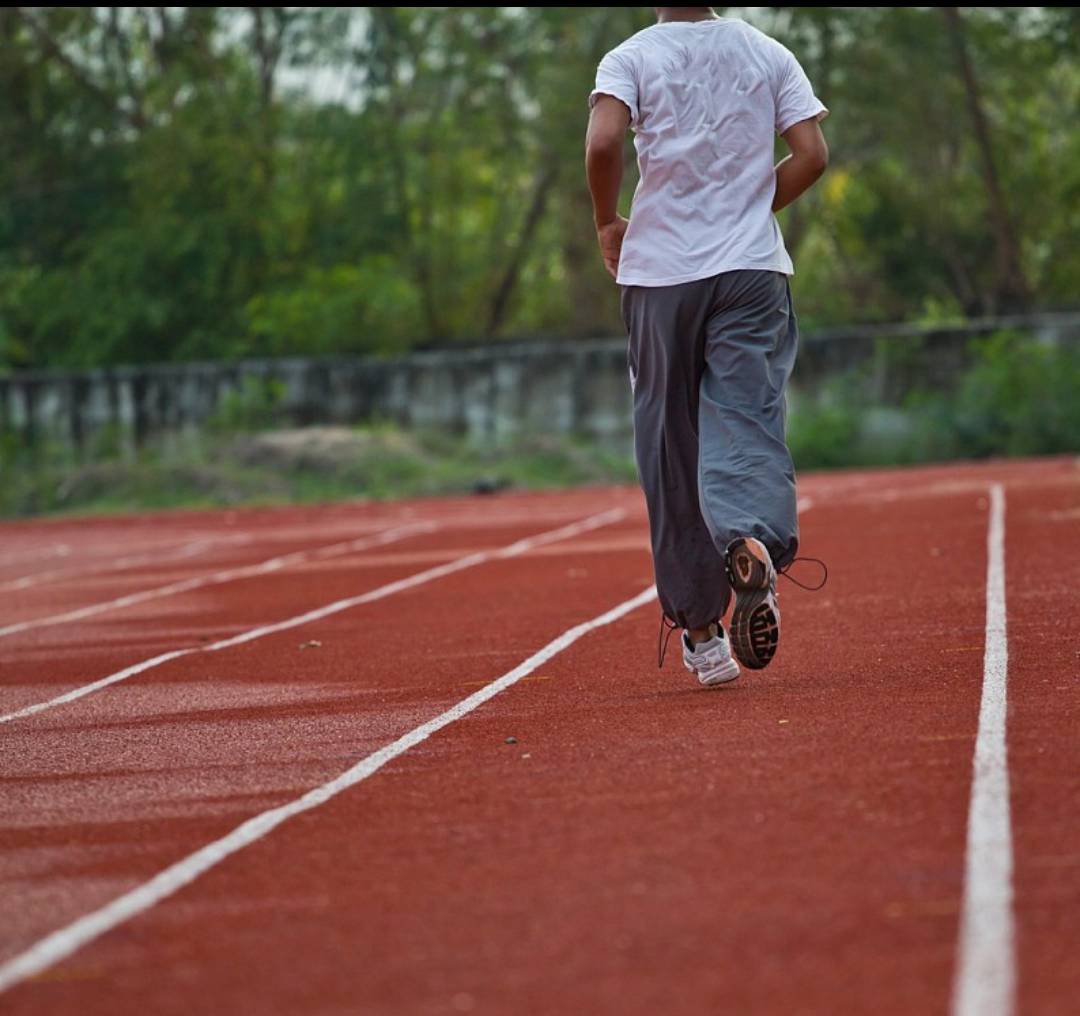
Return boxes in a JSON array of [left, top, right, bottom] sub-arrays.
[[788, 330, 1080, 467], [912, 331, 1080, 458], [208, 376, 287, 433], [788, 398, 863, 469]]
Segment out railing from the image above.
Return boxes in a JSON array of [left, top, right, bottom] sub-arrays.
[[1, 313, 1077, 451]]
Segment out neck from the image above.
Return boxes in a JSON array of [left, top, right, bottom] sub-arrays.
[[656, 7, 717, 24]]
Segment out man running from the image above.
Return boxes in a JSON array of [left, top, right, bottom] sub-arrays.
[[585, 7, 828, 685]]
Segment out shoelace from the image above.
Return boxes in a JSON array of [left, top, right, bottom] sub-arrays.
[[657, 612, 680, 669], [778, 555, 829, 592], [657, 556, 827, 670]]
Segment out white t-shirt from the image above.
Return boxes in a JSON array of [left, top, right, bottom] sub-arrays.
[[589, 18, 828, 287]]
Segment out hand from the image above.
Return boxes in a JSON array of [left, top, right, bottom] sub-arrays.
[[595, 216, 629, 279]]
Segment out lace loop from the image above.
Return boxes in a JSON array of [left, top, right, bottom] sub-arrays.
[[657, 611, 680, 669], [779, 555, 828, 592]]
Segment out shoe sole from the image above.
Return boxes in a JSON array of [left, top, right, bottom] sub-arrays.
[[726, 538, 780, 671]]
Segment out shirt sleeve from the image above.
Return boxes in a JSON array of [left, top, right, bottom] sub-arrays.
[[771, 43, 829, 136], [588, 49, 639, 127]]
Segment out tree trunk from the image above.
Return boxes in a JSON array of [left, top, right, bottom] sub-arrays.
[[941, 6, 1030, 312], [485, 156, 560, 338]]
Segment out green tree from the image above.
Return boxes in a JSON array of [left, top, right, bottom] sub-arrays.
[[1, 7, 1076, 369]]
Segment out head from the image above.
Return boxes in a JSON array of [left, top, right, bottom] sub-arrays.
[[654, 7, 716, 20]]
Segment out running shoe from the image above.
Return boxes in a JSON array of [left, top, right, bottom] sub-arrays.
[[725, 536, 781, 670], [682, 624, 740, 686]]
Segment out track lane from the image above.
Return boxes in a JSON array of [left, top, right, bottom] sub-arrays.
[[0, 489, 637, 584], [2, 459, 1075, 1014], [1, 484, 988, 1015], [1007, 473, 1080, 1016], [0, 522, 432, 639], [0, 490, 636, 632], [0, 508, 630, 718], [0, 514, 653, 971]]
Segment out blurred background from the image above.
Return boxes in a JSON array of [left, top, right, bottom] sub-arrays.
[[1, 6, 1078, 516]]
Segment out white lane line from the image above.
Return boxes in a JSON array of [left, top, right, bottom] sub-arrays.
[[208, 507, 625, 651], [0, 526, 422, 725], [0, 523, 433, 639], [951, 483, 1015, 1016], [0, 508, 625, 724], [0, 536, 256, 593], [0, 543, 74, 568], [0, 648, 196, 726], [0, 582, 656, 993]]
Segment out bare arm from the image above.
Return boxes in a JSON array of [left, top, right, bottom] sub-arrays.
[[585, 95, 632, 277], [773, 117, 829, 212]]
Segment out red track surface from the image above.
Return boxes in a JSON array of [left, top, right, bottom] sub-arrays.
[[1, 459, 1077, 1015]]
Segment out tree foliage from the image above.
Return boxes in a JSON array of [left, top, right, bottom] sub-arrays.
[[1, 6, 1076, 369]]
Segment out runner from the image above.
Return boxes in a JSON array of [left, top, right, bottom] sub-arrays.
[[585, 7, 829, 684]]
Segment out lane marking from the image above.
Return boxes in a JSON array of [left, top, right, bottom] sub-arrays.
[[0, 524, 433, 639], [951, 483, 1015, 1016], [0, 543, 74, 567], [0, 495, 637, 582], [0, 536, 257, 593], [0, 508, 625, 724], [0, 648, 197, 726], [0, 500, 639, 638], [1, 532, 252, 570], [205, 508, 624, 652], [0, 583, 656, 994]]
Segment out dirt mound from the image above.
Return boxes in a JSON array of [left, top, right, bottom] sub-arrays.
[[225, 427, 422, 473]]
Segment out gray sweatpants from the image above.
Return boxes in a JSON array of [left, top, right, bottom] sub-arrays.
[[620, 269, 799, 630]]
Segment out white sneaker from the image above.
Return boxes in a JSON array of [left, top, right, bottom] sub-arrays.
[[682, 626, 740, 686]]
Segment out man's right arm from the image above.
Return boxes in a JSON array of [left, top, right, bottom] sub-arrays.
[[773, 117, 829, 212], [586, 95, 632, 278]]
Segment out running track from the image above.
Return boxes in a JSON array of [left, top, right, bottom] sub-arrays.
[[1, 458, 1076, 1015]]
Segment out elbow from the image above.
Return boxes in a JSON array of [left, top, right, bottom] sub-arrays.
[[810, 140, 830, 178], [585, 133, 622, 166]]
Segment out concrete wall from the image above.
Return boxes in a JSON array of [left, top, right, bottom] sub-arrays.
[[2, 313, 1077, 453]]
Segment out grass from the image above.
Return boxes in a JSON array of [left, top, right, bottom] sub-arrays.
[[0, 425, 639, 518], [3, 330, 1076, 519]]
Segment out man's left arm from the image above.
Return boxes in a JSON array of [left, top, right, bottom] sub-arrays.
[[585, 95, 631, 279], [773, 117, 829, 212]]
